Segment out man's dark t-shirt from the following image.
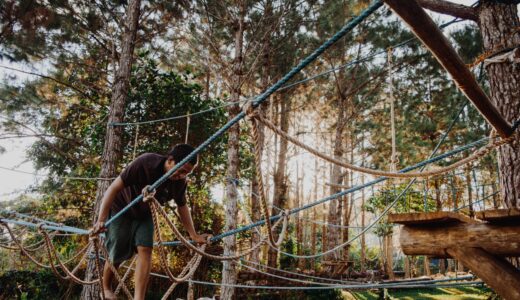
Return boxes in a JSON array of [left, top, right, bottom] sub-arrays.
[[111, 153, 187, 219]]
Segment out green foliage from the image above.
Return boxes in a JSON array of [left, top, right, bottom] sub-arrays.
[[279, 224, 297, 270], [365, 183, 436, 236], [0, 270, 66, 299], [366, 184, 436, 215]]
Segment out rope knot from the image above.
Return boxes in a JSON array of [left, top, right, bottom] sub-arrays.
[[242, 100, 258, 120], [36, 222, 46, 232], [142, 185, 157, 203], [206, 234, 214, 245]]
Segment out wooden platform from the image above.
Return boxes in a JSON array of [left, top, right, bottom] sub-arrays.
[[388, 211, 479, 225], [389, 209, 520, 300], [475, 208, 520, 224]]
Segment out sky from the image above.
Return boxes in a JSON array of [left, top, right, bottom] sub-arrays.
[[0, 60, 46, 201]]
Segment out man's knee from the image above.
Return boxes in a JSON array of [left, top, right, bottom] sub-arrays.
[[137, 246, 152, 257]]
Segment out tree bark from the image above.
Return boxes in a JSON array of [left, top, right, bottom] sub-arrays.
[[220, 2, 245, 298], [360, 174, 366, 273], [250, 0, 272, 264], [267, 94, 290, 267], [477, 1, 520, 208], [465, 164, 474, 217], [417, 0, 520, 208], [417, 0, 477, 21], [326, 78, 348, 262], [81, 0, 141, 298]]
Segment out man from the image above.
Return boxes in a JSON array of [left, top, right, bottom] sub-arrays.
[[92, 144, 210, 300]]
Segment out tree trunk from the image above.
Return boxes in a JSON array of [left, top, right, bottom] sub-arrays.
[[311, 160, 318, 270], [477, 1, 520, 209], [465, 164, 474, 217], [385, 234, 395, 280], [326, 92, 347, 261], [220, 2, 245, 298], [267, 95, 290, 267], [424, 256, 431, 276], [404, 256, 411, 279], [296, 167, 304, 269], [249, 0, 272, 264], [311, 207, 317, 271], [360, 174, 366, 273], [81, 1, 141, 299]]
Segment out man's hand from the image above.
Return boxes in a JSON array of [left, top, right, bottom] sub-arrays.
[[91, 220, 107, 235], [190, 233, 213, 245]]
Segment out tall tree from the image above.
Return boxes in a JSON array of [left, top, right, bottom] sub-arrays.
[[81, 0, 141, 298], [416, 0, 520, 207], [220, 0, 246, 297]]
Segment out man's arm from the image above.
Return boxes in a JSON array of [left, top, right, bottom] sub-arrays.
[[91, 176, 125, 234], [177, 205, 211, 244]]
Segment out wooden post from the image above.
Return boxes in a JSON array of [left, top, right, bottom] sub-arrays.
[[447, 247, 520, 300], [383, 0, 513, 138]]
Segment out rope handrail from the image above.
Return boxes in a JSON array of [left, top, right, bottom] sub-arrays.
[[160, 136, 490, 246], [254, 113, 515, 179], [135, 263, 483, 290], [113, 256, 479, 290]]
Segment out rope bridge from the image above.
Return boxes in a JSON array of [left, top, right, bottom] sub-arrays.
[[1, 0, 518, 297]]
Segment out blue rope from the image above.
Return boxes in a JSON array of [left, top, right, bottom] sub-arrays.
[[0, 218, 90, 235], [185, 278, 483, 290], [109, 18, 461, 127], [105, 0, 384, 227], [160, 136, 488, 246]]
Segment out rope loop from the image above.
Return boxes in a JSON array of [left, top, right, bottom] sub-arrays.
[[242, 100, 258, 120], [88, 234, 99, 242], [142, 185, 157, 203]]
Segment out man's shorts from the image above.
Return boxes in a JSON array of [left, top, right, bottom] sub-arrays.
[[105, 212, 154, 264]]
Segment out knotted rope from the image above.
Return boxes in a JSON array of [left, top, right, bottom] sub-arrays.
[[143, 186, 288, 261], [143, 186, 206, 283]]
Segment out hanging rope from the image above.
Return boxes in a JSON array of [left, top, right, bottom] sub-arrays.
[[244, 101, 288, 248], [254, 112, 518, 179], [143, 186, 288, 261], [114, 256, 136, 296], [132, 124, 140, 160]]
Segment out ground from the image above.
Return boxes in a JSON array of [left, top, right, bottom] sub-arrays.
[[345, 286, 494, 300]]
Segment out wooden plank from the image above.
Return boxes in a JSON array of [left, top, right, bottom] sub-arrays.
[[476, 208, 520, 224], [383, 0, 513, 138], [399, 223, 520, 257], [388, 212, 478, 226], [447, 247, 520, 300]]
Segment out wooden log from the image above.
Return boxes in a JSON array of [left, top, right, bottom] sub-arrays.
[[447, 247, 520, 300], [383, 0, 513, 138], [400, 223, 520, 257]]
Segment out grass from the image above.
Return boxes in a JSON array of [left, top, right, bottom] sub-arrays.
[[344, 286, 494, 300]]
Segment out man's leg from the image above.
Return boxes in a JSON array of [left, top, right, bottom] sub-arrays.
[[102, 261, 118, 299], [134, 246, 152, 300]]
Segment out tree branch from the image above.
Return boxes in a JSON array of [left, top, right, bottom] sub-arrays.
[[416, 0, 478, 22]]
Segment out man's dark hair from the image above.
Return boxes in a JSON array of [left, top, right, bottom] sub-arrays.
[[168, 144, 198, 165]]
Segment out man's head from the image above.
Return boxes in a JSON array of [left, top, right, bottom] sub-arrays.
[[164, 144, 198, 180]]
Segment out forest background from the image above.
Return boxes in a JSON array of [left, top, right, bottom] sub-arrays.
[[0, 0, 518, 299]]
